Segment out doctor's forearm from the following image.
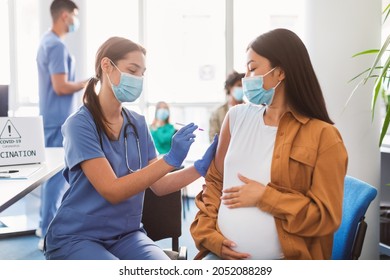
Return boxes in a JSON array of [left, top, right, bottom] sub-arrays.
[[113, 159, 177, 202], [85, 158, 174, 204], [53, 80, 87, 95], [151, 166, 200, 196]]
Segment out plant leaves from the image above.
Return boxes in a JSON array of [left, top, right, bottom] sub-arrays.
[[371, 55, 390, 118], [380, 106, 390, 146], [372, 75, 383, 120], [348, 67, 381, 83], [384, 3, 390, 23], [365, 34, 390, 83], [343, 79, 365, 112], [348, 4, 390, 147], [352, 49, 379, 57], [345, 68, 381, 111]]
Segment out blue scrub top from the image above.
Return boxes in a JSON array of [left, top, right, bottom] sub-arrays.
[[36, 31, 79, 128], [46, 106, 157, 250]]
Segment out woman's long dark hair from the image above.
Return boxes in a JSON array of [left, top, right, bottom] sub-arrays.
[[248, 28, 333, 124], [83, 37, 146, 139]]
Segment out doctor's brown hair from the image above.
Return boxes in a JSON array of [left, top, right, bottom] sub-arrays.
[[83, 37, 146, 139], [248, 28, 333, 124], [50, 0, 78, 21]]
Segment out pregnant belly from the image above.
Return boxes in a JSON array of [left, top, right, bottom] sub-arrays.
[[217, 204, 282, 259]]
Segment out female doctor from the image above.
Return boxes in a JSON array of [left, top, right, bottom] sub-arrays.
[[44, 36, 217, 260]]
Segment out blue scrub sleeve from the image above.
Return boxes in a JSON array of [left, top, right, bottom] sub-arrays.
[[62, 113, 105, 172], [48, 43, 68, 75]]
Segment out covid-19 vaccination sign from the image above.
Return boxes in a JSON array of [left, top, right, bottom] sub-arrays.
[[0, 117, 45, 166]]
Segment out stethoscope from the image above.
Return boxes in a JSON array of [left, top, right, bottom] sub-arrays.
[[122, 109, 142, 173], [95, 108, 142, 173]]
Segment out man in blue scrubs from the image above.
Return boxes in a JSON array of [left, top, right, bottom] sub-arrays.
[[36, 0, 86, 251]]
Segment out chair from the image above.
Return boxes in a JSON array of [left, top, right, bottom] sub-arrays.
[[142, 188, 187, 260], [331, 175, 378, 260], [181, 186, 190, 220]]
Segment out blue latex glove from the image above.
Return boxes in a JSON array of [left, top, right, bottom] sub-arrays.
[[194, 134, 218, 177], [163, 123, 197, 168]]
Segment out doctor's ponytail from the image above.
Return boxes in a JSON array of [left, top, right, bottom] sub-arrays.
[[83, 76, 107, 138]]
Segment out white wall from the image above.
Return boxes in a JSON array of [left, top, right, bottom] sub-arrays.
[[304, 0, 382, 259]]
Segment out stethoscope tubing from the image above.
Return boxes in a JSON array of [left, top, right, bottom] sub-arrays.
[[122, 109, 142, 173]]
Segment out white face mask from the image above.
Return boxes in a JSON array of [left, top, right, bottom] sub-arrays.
[[232, 87, 244, 102], [68, 16, 80, 33], [156, 108, 169, 121], [242, 68, 280, 105]]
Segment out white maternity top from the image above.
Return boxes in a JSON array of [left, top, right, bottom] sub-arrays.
[[217, 103, 283, 259]]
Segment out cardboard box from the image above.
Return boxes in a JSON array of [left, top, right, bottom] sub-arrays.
[[0, 117, 45, 166]]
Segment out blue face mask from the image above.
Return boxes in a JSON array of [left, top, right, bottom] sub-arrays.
[[107, 61, 144, 103], [68, 16, 80, 33], [242, 68, 280, 105], [156, 108, 169, 121], [232, 87, 244, 102]]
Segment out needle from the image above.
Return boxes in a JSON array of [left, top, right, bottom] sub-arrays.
[[0, 170, 19, 174], [175, 122, 204, 131]]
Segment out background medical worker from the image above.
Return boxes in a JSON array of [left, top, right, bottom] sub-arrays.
[[44, 36, 217, 260], [191, 28, 348, 260], [36, 0, 87, 251], [149, 101, 176, 155], [208, 71, 245, 142]]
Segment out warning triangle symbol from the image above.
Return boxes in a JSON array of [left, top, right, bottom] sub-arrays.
[[0, 120, 22, 139]]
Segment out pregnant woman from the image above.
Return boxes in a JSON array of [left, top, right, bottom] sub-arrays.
[[190, 28, 348, 260]]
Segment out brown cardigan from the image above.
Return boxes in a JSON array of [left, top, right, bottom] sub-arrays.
[[190, 111, 348, 260]]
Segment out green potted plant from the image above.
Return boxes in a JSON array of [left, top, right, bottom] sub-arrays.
[[349, 3, 390, 146]]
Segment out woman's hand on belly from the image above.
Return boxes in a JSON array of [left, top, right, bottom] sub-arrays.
[[221, 174, 265, 208], [221, 239, 251, 260]]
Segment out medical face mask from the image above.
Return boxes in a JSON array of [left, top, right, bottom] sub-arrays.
[[68, 16, 80, 33], [242, 68, 281, 105], [232, 87, 244, 102], [107, 61, 144, 103], [156, 108, 169, 121]]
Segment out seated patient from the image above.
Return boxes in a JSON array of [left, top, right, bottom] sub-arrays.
[[190, 28, 348, 260]]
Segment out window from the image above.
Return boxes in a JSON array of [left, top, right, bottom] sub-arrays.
[[233, 0, 305, 73], [144, 0, 226, 151], [84, 0, 139, 77], [145, 0, 226, 104], [14, 0, 40, 105], [3, 0, 305, 123], [0, 0, 10, 86]]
